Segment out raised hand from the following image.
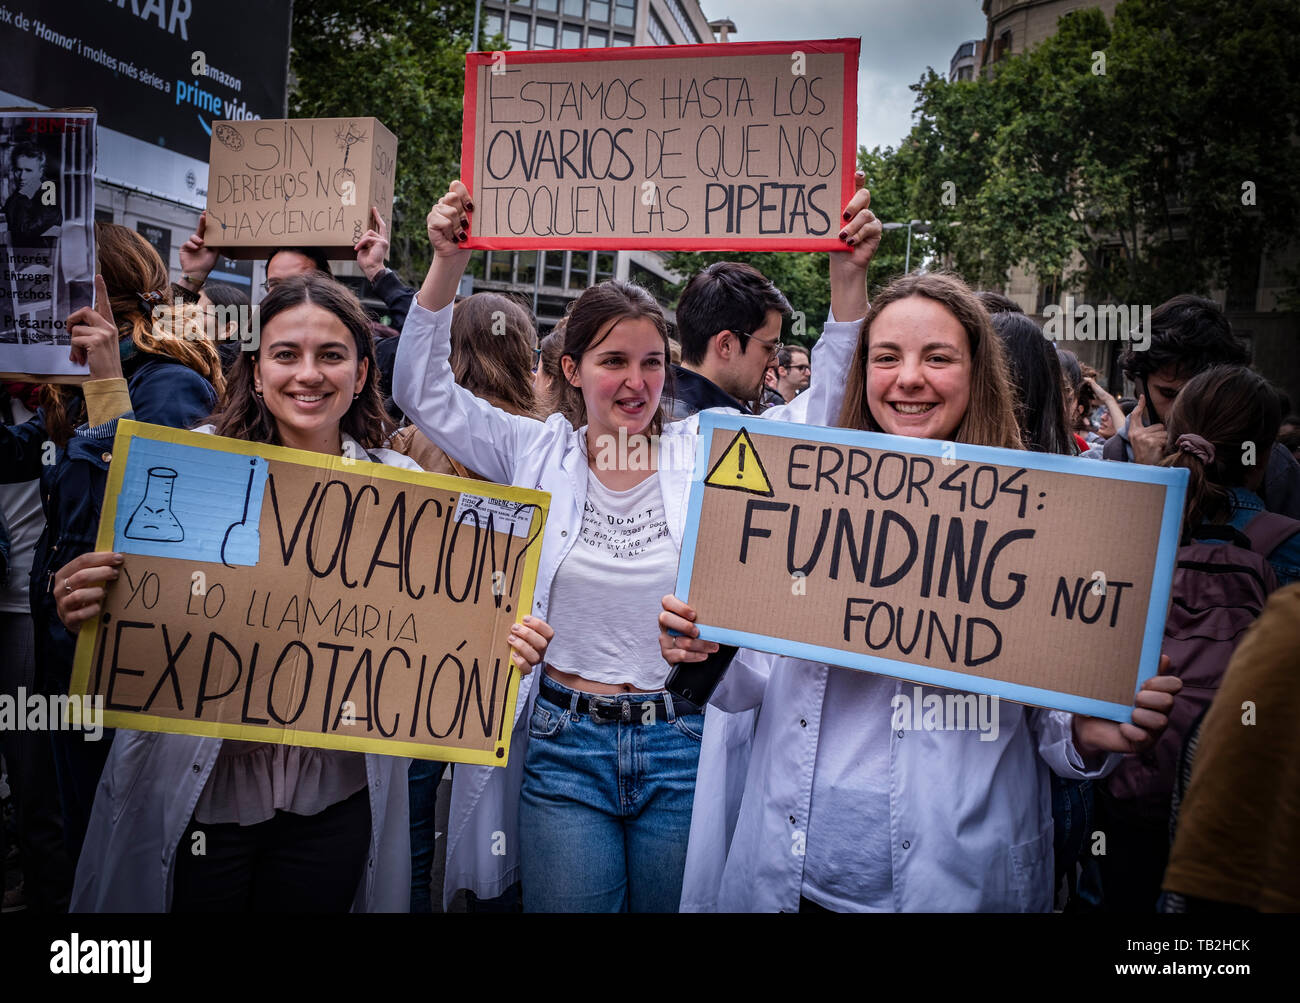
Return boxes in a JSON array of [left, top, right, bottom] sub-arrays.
[[178, 210, 220, 287], [354, 206, 391, 281], [66, 274, 124, 380], [830, 171, 883, 322]]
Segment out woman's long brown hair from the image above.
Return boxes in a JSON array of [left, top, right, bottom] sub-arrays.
[[449, 293, 538, 417], [1160, 365, 1280, 541], [42, 222, 224, 445], [210, 274, 392, 449], [836, 271, 1023, 450]]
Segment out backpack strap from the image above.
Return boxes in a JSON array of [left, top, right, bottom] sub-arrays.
[[1189, 523, 1253, 549], [1242, 511, 1300, 556]]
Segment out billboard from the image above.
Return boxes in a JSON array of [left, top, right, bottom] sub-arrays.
[[0, 1, 290, 165]]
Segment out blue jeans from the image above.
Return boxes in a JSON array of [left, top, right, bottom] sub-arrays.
[[518, 679, 703, 913], [408, 759, 447, 913]]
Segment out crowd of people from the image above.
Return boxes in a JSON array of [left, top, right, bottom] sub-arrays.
[[0, 168, 1296, 915]]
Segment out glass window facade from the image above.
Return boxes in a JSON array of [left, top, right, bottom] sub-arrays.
[[614, 0, 635, 28], [647, 11, 671, 45]]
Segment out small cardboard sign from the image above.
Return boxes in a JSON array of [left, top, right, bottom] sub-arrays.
[[203, 117, 397, 258], [677, 413, 1190, 722], [462, 39, 858, 250], [0, 108, 96, 382], [70, 421, 549, 765]]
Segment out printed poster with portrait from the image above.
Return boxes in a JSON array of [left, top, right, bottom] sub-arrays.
[[0, 108, 96, 382]]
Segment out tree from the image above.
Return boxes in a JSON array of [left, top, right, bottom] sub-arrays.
[[880, 0, 1300, 307], [289, 1, 500, 283]]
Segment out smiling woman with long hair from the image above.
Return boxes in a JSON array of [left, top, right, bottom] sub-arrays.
[[663, 270, 1180, 913], [53, 273, 554, 912]]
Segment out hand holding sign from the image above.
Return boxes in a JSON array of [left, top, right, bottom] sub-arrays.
[[1071, 655, 1182, 761], [420, 181, 475, 312], [830, 171, 882, 322], [659, 594, 719, 665], [507, 615, 556, 675], [66, 275, 124, 380], [354, 206, 391, 282], [178, 211, 220, 288], [54, 550, 124, 631]]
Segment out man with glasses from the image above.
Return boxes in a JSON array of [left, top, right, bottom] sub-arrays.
[[773, 346, 812, 405], [663, 261, 791, 419]]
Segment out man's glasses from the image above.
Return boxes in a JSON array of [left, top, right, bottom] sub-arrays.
[[737, 331, 783, 356], [787, 363, 811, 373]]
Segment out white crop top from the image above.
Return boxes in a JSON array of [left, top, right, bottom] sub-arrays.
[[544, 470, 679, 690]]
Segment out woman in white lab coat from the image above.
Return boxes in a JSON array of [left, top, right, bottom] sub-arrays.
[[664, 271, 1182, 912], [393, 180, 880, 911]]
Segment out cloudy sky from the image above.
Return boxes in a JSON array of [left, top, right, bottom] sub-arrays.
[[700, 0, 988, 151]]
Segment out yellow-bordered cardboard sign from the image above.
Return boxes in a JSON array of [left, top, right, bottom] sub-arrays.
[[69, 421, 549, 766]]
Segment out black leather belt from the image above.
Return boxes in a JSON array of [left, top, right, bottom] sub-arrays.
[[540, 675, 702, 724]]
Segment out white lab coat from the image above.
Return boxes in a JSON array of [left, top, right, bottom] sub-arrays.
[[393, 300, 857, 907], [71, 435, 419, 912], [679, 644, 1124, 913]]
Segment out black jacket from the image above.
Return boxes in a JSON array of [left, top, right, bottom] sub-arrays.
[[0, 354, 216, 692], [662, 365, 752, 420]]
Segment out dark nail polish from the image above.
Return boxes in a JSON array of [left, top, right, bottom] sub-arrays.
[[458, 230, 468, 242], [843, 211, 851, 220], [466, 201, 475, 212], [838, 231, 848, 240], [846, 237, 856, 246]]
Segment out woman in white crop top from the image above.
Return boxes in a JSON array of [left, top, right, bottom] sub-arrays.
[[393, 179, 882, 911]]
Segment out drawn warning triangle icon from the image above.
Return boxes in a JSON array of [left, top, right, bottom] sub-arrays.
[[704, 427, 774, 496]]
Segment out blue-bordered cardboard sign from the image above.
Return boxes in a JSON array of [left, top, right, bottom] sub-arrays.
[[69, 421, 549, 766], [676, 412, 1189, 722]]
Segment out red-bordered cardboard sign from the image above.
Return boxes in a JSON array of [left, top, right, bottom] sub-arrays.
[[462, 39, 859, 251]]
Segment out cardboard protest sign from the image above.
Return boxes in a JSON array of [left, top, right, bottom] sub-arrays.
[[69, 421, 549, 765], [462, 39, 857, 250], [677, 413, 1189, 722], [0, 109, 95, 382], [203, 117, 397, 258]]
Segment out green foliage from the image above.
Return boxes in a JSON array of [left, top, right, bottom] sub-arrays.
[[878, 0, 1300, 306], [289, 1, 501, 283]]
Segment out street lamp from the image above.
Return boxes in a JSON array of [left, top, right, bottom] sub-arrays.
[[881, 219, 932, 273]]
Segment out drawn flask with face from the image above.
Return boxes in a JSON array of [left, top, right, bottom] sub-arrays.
[[124, 467, 185, 542]]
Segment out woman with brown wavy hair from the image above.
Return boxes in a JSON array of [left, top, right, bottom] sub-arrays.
[[0, 223, 221, 873], [56, 271, 555, 912]]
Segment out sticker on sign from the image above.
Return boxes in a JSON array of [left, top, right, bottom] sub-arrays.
[[455, 493, 537, 537]]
